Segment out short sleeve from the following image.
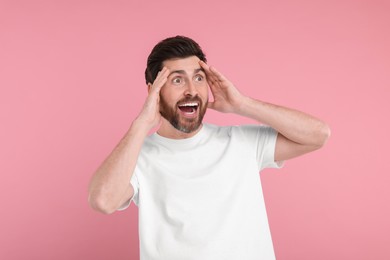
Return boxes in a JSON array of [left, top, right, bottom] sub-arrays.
[[255, 125, 284, 171], [117, 166, 140, 211]]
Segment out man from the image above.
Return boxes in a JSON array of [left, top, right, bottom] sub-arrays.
[[88, 36, 330, 259]]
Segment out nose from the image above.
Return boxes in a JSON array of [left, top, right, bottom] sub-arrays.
[[184, 81, 198, 97]]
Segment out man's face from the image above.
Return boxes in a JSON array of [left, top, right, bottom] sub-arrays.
[[159, 56, 209, 134]]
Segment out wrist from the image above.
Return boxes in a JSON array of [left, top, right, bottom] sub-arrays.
[[131, 118, 153, 136], [234, 95, 251, 116]]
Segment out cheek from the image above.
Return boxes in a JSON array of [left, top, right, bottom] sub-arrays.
[[199, 84, 209, 99], [160, 88, 181, 103]]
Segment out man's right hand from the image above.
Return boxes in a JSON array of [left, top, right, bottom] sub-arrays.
[[135, 67, 170, 131]]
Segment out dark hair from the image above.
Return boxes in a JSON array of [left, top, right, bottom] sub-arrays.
[[145, 35, 207, 85]]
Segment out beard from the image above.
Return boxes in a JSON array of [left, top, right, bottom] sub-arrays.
[[159, 95, 207, 134]]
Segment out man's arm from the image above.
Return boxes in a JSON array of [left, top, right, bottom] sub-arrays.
[[199, 61, 330, 162], [235, 98, 330, 161], [88, 67, 170, 214]]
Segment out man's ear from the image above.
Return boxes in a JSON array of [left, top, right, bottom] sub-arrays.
[[147, 83, 152, 94]]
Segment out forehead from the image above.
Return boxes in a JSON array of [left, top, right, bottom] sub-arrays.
[[162, 56, 201, 72]]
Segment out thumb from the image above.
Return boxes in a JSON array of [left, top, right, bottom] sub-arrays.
[[207, 101, 216, 110]]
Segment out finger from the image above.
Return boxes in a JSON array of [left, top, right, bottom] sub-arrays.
[[154, 67, 168, 83], [207, 77, 218, 94], [203, 67, 220, 94], [199, 60, 210, 71], [209, 66, 227, 82], [151, 67, 169, 92], [152, 78, 167, 95], [154, 67, 169, 84], [199, 60, 218, 83]]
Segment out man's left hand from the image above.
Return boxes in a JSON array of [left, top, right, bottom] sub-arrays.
[[199, 60, 245, 114]]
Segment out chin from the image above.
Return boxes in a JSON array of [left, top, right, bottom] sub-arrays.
[[175, 122, 202, 133], [172, 117, 202, 134]]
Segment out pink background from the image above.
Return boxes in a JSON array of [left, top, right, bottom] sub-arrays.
[[1, 0, 389, 259]]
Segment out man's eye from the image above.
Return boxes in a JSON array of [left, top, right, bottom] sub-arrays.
[[172, 78, 182, 84], [195, 75, 204, 82]]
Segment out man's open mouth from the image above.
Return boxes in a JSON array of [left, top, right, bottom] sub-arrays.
[[177, 102, 199, 114]]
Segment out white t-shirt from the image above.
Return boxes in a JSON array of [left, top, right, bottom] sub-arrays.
[[119, 124, 282, 260]]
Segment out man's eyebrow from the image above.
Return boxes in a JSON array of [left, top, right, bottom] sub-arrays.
[[168, 68, 205, 77], [195, 68, 206, 74]]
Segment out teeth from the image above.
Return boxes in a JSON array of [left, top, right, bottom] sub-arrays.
[[179, 102, 198, 107]]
